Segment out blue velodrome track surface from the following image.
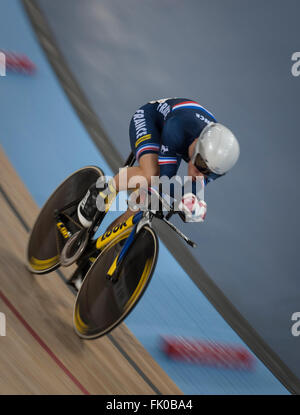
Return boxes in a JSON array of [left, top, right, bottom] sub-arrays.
[[0, 0, 288, 394]]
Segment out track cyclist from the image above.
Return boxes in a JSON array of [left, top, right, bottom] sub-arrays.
[[77, 97, 240, 228]]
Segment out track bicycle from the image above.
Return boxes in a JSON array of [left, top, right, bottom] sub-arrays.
[[27, 153, 196, 339]]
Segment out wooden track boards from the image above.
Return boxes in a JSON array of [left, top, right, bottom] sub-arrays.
[[0, 146, 182, 395]]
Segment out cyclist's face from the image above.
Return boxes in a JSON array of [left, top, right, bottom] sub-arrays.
[[194, 154, 211, 176], [188, 139, 198, 160], [189, 139, 219, 180], [194, 154, 224, 181], [188, 159, 205, 183]]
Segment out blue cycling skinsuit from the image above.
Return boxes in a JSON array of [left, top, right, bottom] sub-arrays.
[[129, 98, 223, 198]]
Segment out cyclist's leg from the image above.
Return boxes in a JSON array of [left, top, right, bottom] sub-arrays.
[[106, 153, 159, 231], [105, 207, 134, 232], [115, 153, 159, 191]]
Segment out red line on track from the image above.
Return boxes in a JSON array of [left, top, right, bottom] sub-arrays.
[[0, 290, 90, 395]]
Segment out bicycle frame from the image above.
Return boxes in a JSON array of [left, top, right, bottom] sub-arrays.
[[95, 211, 143, 253], [94, 201, 196, 281], [56, 152, 196, 285], [96, 211, 144, 280]]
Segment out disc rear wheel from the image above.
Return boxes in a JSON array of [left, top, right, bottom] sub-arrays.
[[27, 166, 104, 274]]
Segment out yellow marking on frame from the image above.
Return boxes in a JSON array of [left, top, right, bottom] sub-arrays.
[[135, 134, 151, 147], [56, 222, 70, 239], [124, 257, 153, 312], [96, 215, 134, 250]]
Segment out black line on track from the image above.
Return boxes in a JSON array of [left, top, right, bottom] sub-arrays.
[[21, 0, 300, 394], [107, 333, 162, 395], [0, 185, 69, 287], [0, 184, 162, 395], [0, 185, 30, 233]]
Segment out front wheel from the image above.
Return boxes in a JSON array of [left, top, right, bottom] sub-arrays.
[[73, 225, 158, 339]]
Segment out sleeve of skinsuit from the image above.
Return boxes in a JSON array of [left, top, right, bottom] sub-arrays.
[[158, 117, 183, 201]]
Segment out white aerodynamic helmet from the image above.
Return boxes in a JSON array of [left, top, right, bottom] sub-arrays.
[[192, 123, 240, 175]]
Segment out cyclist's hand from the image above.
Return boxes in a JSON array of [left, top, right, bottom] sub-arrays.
[[178, 193, 207, 223]]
